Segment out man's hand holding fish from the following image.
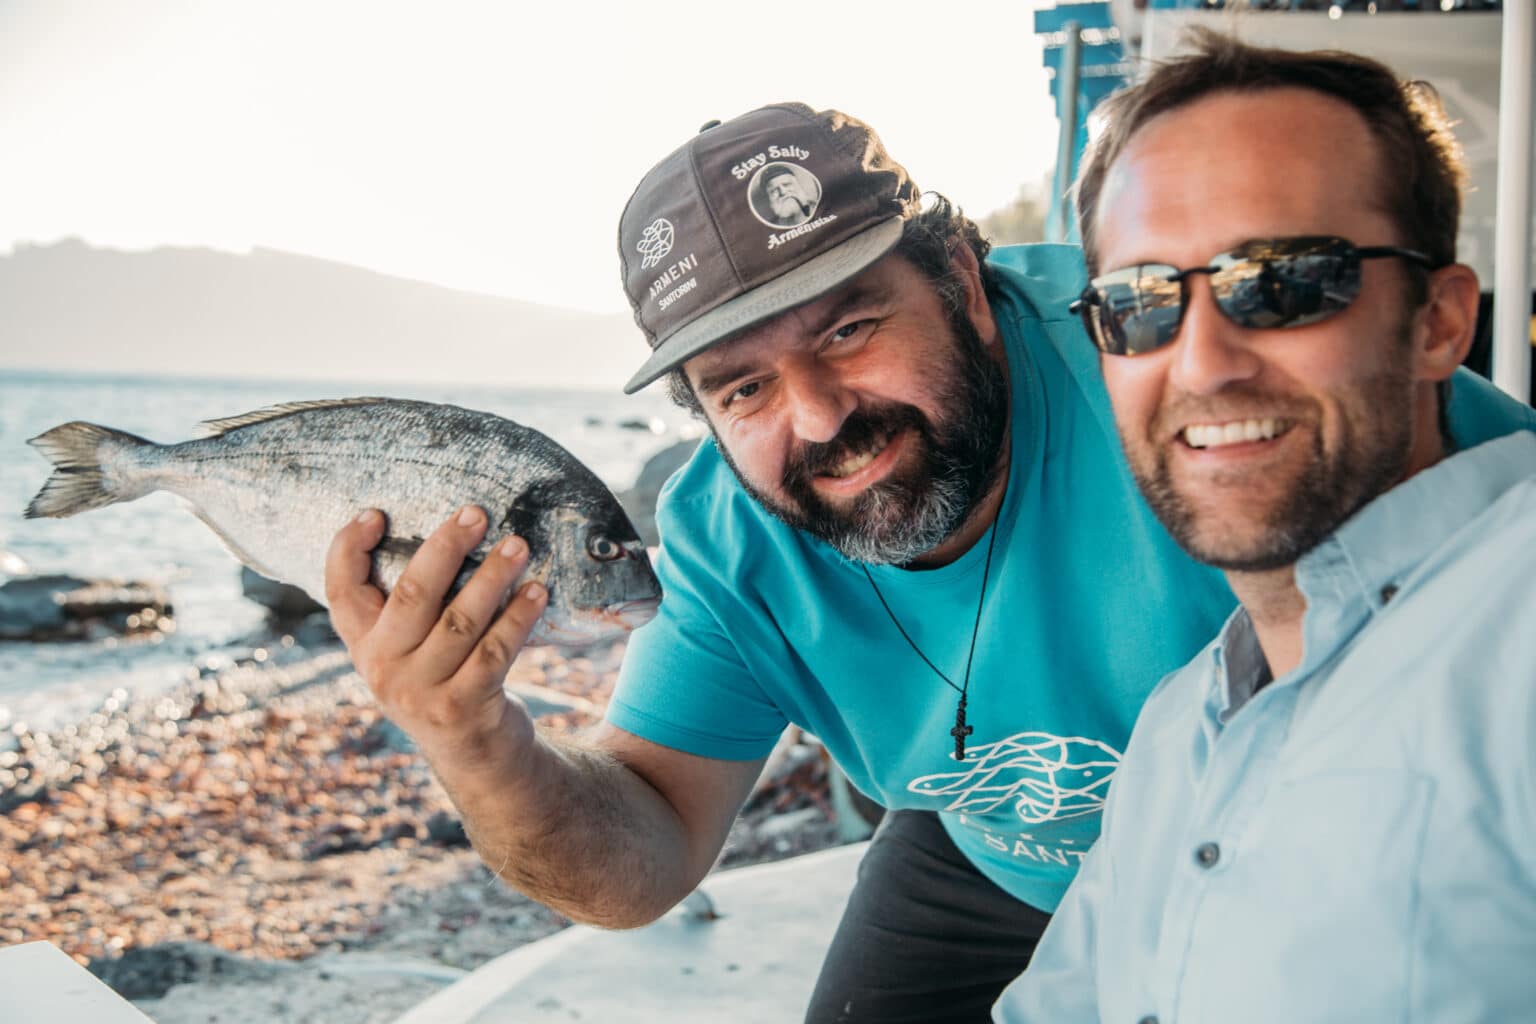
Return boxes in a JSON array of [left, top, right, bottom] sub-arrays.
[[329, 502, 761, 929], [325, 506, 548, 770]]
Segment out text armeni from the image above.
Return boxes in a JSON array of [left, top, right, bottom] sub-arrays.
[[648, 253, 699, 304]]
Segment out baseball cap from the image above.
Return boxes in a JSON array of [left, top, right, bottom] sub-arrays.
[[618, 103, 920, 394]]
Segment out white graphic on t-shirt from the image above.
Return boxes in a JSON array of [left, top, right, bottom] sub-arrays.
[[906, 732, 1123, 825]]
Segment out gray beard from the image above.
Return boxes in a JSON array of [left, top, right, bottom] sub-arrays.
[[792, 450, 973, 565], [713, 307, 1009, 566]]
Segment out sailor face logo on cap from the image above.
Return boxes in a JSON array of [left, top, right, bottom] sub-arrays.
[[748, 162, 823, 228]]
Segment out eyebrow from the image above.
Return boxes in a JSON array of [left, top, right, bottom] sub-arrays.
[[693, 279, 894, 399]]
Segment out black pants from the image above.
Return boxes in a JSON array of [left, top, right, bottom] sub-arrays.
[[804, 810, 1052, 1023]]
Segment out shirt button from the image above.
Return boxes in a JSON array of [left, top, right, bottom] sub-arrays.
[[1194, 842, 1221, 868], [1380, 583, 1399, 603], [1137, 1016, 1159, 1024]]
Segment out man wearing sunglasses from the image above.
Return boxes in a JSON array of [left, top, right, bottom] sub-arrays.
[[326, 91, 1534, 1021], [997, 31, 1536, 1024]]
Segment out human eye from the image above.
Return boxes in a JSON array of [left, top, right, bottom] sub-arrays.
[[823, 319, 873, 352], [720, 378, 767, 412]]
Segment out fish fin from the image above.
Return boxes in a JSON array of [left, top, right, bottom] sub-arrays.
[[183, 502, 282, 583], [24, 422, 153, 519], [198, 397, 392, 437]]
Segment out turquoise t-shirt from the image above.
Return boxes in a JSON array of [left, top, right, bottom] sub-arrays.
[[607, 243, 1536, 912]]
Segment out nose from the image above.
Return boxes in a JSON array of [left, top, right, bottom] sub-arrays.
[[782, 365, 855, 444], [1168, 276, 1263, 395]]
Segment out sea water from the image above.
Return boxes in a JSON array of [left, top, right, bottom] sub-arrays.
[[0, 370, 689, 732]]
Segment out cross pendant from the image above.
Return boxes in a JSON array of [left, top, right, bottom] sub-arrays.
[[951, 706, 973, 761]]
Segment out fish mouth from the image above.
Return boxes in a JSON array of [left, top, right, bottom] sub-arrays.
[[607, 598, 661, 628]]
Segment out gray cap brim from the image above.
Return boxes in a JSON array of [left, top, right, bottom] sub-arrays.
[[623, 216, 904, 395]]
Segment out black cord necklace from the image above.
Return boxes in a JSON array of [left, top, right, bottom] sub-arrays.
[[862, 516, 1002, 761]]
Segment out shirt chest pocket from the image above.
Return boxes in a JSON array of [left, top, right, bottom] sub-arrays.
[[1184, 773, 1434, 1023]]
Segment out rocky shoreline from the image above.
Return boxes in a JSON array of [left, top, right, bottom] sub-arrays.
[[0, 629, 854, 1021]]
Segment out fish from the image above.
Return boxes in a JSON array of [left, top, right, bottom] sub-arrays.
[[23, 397, 663, 645]]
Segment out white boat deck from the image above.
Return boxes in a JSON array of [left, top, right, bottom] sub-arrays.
[[0, 940, 154, 1022], [395, 842, 867, 1024]]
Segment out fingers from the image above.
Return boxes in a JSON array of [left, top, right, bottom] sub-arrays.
[[444, 579, 549, 699], [371, 505, 489, 657], [417, 534, 533, 678], [325, 509, 389, 644]]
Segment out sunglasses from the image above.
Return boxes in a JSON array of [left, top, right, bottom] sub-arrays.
[[1071, 235, 1436, 357]]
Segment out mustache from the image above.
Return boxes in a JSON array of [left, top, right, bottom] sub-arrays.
[[783, 404, 926, 488]]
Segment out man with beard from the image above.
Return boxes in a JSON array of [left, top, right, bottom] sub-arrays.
[[996, 34, 1536, 1024], [325, 102, 1533, 1021], [758, 163, 818, 226]]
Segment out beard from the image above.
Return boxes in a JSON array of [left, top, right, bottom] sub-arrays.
[[717, 307, 1010, 565], [771, 194, 810, 222], [1126, 327, 1417, 573]]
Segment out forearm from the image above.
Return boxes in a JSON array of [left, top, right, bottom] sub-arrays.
[[424, 724, 705, 929], [325, 511, 719, 928]]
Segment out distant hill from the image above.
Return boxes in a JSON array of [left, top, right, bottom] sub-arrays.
[[0, 240, 642, 391]]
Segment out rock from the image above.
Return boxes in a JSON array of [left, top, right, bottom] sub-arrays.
[[304, 825, 373, 860], [618, 439, 700, 547], [0, 574, 172, 641], [351, 716, 416, 755], [616, 416, 665, 433], [240, 567, 324, 622], [379, 821, 421, 844], [89, 940, 294, 999], [425, 811, 469, 847], [290, 610, 339, 647]]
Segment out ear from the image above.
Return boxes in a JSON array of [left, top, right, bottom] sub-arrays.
[[949, 242, 999, 347], [1410, 263, 1479, 383]]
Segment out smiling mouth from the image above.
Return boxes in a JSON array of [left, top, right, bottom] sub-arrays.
[[818, 429, 896, 479], [1180, 418, 1291, 450]]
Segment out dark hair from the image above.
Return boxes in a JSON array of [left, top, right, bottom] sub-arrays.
[[1075, 28, 1468, 302], [1076, 28, 1466, 441], [665, 193, 995, 416]]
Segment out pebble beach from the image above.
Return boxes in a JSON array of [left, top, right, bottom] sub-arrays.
[[0, 373, 846, 1019], [0, 626, 848, 1022]]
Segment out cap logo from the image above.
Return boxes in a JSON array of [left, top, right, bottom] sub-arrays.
[[619, 104, 911, 394], [636, 218, 675, 269], [748, 161, 823, 229]]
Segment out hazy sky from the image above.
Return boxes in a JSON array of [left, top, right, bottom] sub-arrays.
[[1, 0, 1059, 315]]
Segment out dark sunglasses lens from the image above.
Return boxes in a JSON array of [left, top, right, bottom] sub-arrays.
[[1089, 266, 1183, 355], [1214, 238, 1362, 330]]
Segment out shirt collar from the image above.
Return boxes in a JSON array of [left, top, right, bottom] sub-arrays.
[[1209, 609, 1269, 726], [1207, 433, 1536, 722], [1297, 432, 1536, 615]]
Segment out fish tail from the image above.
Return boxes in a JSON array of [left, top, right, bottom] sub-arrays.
[[24, 422, 155, 519]]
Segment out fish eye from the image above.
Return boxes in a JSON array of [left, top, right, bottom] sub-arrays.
[[587, 536, 624, 561]]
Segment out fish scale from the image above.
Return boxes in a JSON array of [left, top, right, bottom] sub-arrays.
[[24, 398, 662, 646]]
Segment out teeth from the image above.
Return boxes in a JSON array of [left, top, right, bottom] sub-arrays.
[[825, 432, 891, 478], [830, 450, 877, 477], [1183, 419, 1283, 449]]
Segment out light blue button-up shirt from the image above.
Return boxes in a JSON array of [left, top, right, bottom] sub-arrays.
[[996, 432, 1536, 1024]]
